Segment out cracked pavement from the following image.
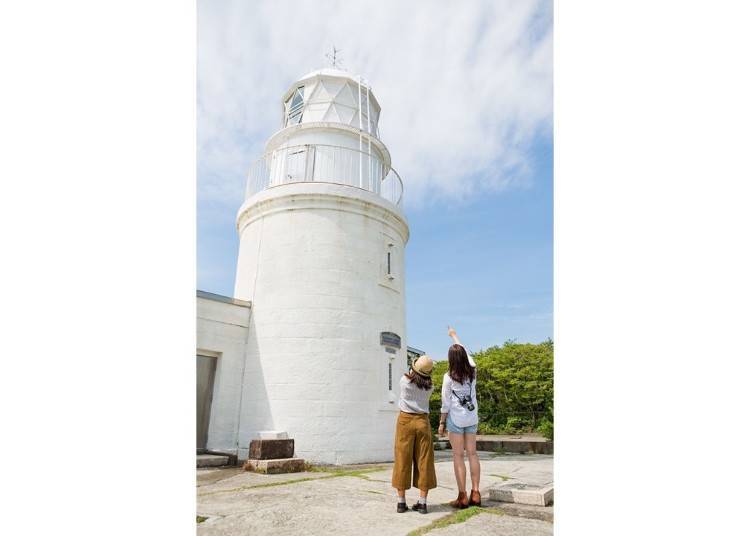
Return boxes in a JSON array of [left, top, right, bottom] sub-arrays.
[[197, 451, 553, 535]]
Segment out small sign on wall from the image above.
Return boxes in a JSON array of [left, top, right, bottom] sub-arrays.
[[380, 332, 401, 349]]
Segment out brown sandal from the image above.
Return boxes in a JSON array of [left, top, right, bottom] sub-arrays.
[[449, 491, 469, 509], [469, 490, 481, 507]]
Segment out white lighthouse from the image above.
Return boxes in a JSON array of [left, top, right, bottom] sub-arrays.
[[232, 68, 409, 464]]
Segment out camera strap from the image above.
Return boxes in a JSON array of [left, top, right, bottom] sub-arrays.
[[451, 381, 473, 405]]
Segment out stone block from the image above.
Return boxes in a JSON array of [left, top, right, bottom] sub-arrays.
[[249, 439, 295, 460], [489, 483, 554, 506], [197, 454, 230, 468], [243, 458, 305, 474], [257, 430, 289, 439]]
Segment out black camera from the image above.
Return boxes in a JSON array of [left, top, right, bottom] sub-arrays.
[[454, 391, 475, 411]]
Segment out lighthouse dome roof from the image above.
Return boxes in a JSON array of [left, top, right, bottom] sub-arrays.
[[284, 67, 378, 96], [297, 68, 368, 88], [279, 68, 381, 134]]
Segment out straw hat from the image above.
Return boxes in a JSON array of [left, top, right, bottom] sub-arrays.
[[412, 355, 434, 377]]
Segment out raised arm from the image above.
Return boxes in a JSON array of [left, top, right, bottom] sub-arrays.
[[447, 326, 461, 346], [448, 326, 476, 367]]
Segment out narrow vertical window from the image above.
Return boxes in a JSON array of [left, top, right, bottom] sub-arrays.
[[387, 251, 391, 275], [388, 362, 393, 391]]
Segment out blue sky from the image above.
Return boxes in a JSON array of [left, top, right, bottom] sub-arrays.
[[198, 0, 552, 360], [404, 137, 552, 358]]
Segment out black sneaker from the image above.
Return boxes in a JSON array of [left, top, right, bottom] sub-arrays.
[[411, 502, 428, 514], [397, 502, 408, 513]]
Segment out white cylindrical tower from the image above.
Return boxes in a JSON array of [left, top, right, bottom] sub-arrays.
[[234, 68, 408, 464]]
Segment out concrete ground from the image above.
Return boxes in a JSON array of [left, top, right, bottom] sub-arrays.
[[197, 451, 553, 535]]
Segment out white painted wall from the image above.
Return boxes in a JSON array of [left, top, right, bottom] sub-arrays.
[[194, 69, 412, 464], [274, 127, 383, 158], [234, 182, 410, 464], [196, 293, 251, 457]]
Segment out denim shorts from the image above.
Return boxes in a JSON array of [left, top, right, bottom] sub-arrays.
[[446, 415, 478, 434]]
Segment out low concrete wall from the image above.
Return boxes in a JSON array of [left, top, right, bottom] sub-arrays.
[[436, 436, 553, 455], [477, 438, 553, 455]]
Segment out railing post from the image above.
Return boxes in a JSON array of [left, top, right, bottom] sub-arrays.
[[305, 144, 315, 182]]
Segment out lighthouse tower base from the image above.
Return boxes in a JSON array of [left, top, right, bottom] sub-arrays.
[[233, 182, 409, 464]]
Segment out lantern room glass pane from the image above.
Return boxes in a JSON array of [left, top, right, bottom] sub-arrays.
[[286, 86, 305, 126]]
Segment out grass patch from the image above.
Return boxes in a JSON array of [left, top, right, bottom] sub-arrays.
[[198, 476, 325, 496], [490, 474, 512, 481], [303, 462, 326, 472], [196, 515, 208, 523], [304, 465, 388, 480], [407, 507, 506, 536], [306, 464, 387, 474], [407, 507, 484, 536], [200, 466, 389, 496], [338, 468, 385, 480]]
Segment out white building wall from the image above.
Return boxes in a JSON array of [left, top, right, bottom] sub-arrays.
[[196, 293, 252, 456], [273, 127, 381, 156], [234, 182, 409, 464]]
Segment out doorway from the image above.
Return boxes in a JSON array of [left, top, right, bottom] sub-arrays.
[[196, 353, 218, 450]]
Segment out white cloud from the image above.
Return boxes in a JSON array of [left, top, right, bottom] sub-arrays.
[[198, 0, 552, 208]]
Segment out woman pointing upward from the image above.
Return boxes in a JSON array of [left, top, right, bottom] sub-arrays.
[[438, 326, 481, 508]]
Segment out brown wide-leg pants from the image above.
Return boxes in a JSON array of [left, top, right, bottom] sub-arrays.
[[391, 411, 437, 491]]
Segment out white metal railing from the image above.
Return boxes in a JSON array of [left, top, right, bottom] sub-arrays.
[[246, 144, 404, 206]]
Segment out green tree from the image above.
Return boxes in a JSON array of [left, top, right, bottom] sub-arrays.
[[430, 339, 553, 438]]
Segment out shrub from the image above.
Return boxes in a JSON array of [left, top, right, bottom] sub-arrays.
[[537, 417, 554, 440], [503, 416, 526, 434], [430, 339, 553, 435], [478, 421, 503, 435]]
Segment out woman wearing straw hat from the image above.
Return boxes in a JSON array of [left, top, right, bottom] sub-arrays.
[[391, 354, 438, 514]]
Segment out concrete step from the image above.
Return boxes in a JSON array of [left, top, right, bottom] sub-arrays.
[[483, 500, 554, 523], [489, 482, 554, 506], [243, 457, 305, 474], [197, 454, 230, 468]]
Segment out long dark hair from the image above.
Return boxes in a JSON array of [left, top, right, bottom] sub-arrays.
[[448, 344, 475, 384], [404, 370, 433, 390]]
